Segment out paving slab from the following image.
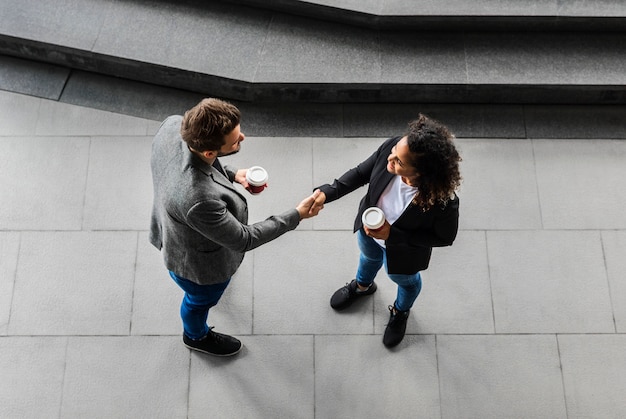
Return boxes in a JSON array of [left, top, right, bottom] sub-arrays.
[[487, 230, 614, 334], [83, 136, 153, 230], [312, 137, 384, 230], [0, 90, 42, 136], [188, 335, 314, 419], [0, 232, 19, 336], [35, 99, 152, 136], [601, 230, 626, 333], [456, 138, 542, 230], [375, 230, 494, 335], [559, 334, 626, 419], [0, 55, 69, 100], [61, 336, 189, 418], [438, 334, 567, 418], [224, 136, 316, 229], [0, 336, 68, 418], [9, 231, 137, 335], [0, 136, 89, 230], [534, 139, 626, 229], [315, 334, 440, 419], [132, 232, 185, 336], [253, 230, 369, 335], [133, 232, 256, 336]]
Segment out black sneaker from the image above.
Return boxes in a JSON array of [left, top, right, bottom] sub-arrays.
[[383, 305, 410, 348], [330, 280, 377, 310], [183, 327, 242, 356]]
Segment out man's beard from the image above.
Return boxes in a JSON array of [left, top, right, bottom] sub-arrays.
[[217, 147, 240, 158]]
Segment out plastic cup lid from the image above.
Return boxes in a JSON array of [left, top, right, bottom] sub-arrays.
[[247, 166, 268, 185], [362, 207, 384, 228]]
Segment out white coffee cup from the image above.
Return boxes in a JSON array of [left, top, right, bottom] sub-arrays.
[[362, 207, 385, 230], [245, 166, 268, 194]]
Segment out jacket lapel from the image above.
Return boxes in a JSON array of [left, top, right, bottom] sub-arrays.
[[181, 142, 245, 199], [369, 167, 395, 205]]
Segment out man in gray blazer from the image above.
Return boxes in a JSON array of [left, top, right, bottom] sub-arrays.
[[150, 98, 321, 356]]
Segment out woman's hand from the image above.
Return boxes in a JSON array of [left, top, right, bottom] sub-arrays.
[[310, 190, 326, 215], [364, 221, 390, 241]]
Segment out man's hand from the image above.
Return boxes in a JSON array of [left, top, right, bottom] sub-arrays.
[[234, 169, 248, 188], [310, 190, 326, 215], [297, 189, 323, 219]]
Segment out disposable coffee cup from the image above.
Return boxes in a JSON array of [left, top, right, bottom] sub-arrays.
[[362, 207, 385, 230], [245, 166, 268, 194]]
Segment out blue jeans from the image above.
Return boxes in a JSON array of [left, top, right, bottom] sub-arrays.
[[356, 229, 422, 312], [169, 271, 230, 340]]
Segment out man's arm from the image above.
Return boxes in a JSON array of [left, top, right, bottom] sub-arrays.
[[186, 191, 322, 252]]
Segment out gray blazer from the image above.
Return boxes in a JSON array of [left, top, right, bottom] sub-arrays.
[[150, 116, 301, 285]]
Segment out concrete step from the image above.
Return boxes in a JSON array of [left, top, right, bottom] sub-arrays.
[[3, 55, 626, 139], [221, 0, 626, 31], [0, 0, 625, 104]]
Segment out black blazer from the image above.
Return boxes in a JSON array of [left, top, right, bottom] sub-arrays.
[[318, 136, 459, 274]]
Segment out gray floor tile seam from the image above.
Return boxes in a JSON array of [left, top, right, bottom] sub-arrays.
[[5, 228, 626, 233], [0, 134, 154, 138], [4, 228, 626, 233], [0, 229, 151, 233], [5, 332, 625, 337]]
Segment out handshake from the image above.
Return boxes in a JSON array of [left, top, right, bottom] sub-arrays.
[[296, 189, 326, 220], [237, 167, 326, 220]]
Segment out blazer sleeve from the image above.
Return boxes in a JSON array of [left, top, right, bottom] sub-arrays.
[[185, 199, 301, 253], [317, 139, 392, 203]]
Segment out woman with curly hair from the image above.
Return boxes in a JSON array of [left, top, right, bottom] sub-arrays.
[[313, 114, 462, 347]]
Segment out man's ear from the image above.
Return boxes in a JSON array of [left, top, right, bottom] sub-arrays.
[[203, 150, 217, 159]]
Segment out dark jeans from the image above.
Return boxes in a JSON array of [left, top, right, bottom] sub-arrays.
[[355, 229, 422, 311], [169, 271, 230, 340]]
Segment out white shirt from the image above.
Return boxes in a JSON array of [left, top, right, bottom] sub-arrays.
[[374, 176, 418, 248]]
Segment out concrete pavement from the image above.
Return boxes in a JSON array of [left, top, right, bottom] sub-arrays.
[[2, 88, 626, 418]]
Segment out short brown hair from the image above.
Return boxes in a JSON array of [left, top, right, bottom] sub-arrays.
[[180, 98, 241, 152]]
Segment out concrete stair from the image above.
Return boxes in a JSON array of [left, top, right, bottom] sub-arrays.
[[223, 0, 626, 31], [1, 0, 625, 105]]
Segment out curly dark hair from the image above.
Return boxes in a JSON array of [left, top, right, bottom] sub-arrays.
[[405, 114, 462, 211], [180, 98, 241, 152]]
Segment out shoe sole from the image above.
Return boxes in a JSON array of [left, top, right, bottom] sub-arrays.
[[184, 342, 243, 357]]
